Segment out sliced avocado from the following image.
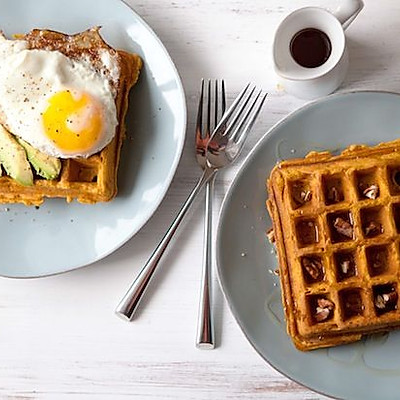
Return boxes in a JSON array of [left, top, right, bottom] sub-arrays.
[[17, 138, 61, 180], [0, 125, 33, 186]]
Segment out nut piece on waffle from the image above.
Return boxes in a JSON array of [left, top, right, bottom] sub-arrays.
[[267, 140, 400, 351], [0, 27, 142, 205]]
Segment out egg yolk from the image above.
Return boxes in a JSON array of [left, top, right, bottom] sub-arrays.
[[42, 90, 103, 153]]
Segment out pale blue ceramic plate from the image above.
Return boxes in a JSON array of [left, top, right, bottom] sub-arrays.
[[217, 91, 400, 400], [0, 0, 186, 277]]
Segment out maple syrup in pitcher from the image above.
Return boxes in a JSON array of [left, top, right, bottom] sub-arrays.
[[290, 28, 332, 68]]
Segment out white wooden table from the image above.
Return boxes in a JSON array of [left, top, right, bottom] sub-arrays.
[[2, 0, 399, 398]]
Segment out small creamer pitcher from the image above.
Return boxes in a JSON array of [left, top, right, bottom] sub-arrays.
[[273, 0, 364, 99]]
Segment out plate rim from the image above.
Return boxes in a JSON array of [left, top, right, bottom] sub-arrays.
[[118, 0, 187, 233], [0, 0, 187, 279], [80, 0, 187, 271], [216, 89, 400, 400]]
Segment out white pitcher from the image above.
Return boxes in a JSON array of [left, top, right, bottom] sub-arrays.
[[273, 0, 364, 99]]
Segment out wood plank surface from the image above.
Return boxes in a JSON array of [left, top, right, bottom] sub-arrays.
[[1, 0, 398, 398]]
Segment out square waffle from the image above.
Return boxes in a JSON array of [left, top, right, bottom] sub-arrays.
[[267, 140, 400, 351], [0, 27, 142, 205]]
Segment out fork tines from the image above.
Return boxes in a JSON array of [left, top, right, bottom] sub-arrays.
[[197, 79, 226, 141], [220, 84, 267, 144]]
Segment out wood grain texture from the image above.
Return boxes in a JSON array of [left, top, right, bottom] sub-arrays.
[[1, 0, 398, 398]]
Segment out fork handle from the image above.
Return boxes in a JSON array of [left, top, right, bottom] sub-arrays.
[[196, 175, 216, 349], [115, 167, 217, 321]]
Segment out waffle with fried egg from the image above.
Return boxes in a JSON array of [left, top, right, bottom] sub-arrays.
[[0, 27, 142, 205]]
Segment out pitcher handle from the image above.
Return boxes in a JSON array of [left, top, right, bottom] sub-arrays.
[[334, 0, 364, 30]]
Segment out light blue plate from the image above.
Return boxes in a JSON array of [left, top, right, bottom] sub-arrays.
[[0, 0, 186, 278], [217, 91, 400, 400]]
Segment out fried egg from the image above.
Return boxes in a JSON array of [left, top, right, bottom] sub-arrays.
[[0, 34, 120, 158]]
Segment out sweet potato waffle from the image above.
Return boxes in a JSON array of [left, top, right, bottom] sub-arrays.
[[267, 140, 400, 351], [0, 27, 142, 205]]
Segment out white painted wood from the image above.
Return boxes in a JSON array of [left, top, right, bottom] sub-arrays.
[[0, 0, 397, 398]]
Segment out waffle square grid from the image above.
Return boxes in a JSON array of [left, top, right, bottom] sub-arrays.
[[267, 141, 400, 350]]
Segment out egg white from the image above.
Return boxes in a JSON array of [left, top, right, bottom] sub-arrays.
[[0, 35, 119, 158]]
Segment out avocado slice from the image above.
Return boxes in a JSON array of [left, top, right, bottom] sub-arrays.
[[17, 138, 61, 180], [0, 125, 33, 186]]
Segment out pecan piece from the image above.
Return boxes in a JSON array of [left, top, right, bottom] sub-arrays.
[[292, 183, 312, 206], [375, 295, 386, 309], [327, 186, 341, 203], [337, 254, 356, 278], [340, 259, 351, 275], [375, 291, 398, 310], [318, 298, 334, 309], [266, 228, 275, 244], [333, 217, 353, 238], [364, 221, 382, 237], [315, 307, 330, 322], [301, 190, 312, 203], [363, 184, 379, 199], [314, 298, 335, 322], [302, 257, 323, 281]]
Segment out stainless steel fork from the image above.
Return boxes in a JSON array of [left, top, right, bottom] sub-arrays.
[[195, 80, 226, 349], [115, 83, 267, 322]]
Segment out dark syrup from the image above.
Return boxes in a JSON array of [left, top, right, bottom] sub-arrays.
[[290, 28, 332, 68]]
